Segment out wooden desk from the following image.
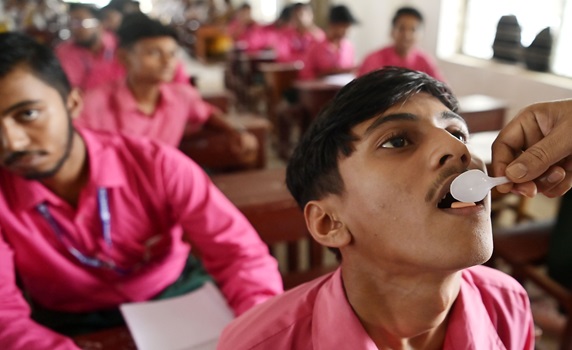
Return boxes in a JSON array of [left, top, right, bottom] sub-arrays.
[[259, 61, 304, 123], [294, 74, 354, 134], [457, 94, 508, 133], [211, 168, 333, 288], [179, 113, 271, 171], [211, 168, 307, 244], [73, 326, 136, 350]]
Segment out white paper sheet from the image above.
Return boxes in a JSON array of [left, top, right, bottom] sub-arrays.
[[120, 282, 234, 350]]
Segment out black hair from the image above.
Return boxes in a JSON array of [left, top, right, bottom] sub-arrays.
[[392, 6, 423, 26], [107, 0, 140, 14], [329, 4, 358, 25], [286, 67, 457, 209], [278, 5, 292, 22], [291, 2, 311, 13], [0, 32, 71, 102], [116, 13, 178, 48], [69, 3, 102, 20]]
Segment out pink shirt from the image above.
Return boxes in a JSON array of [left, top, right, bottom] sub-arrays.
[[227, 21, 270, 53], [218, 265, 535, 350], [0, 129, 282, 349], [55, 31, 190, 92], [299, 38, 355, 80], [358, 45, 445, 82], [275, 26, 326, 63], [76, 80, 213, 147]]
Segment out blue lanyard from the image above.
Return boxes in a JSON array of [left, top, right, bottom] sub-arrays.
[[36, 187, 116, 271]]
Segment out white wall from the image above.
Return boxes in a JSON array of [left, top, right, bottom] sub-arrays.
[[346, 0, 572, 120]]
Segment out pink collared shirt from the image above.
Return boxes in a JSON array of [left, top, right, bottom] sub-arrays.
[[218, 265, 535, 350], [76, 80, 213, 147], [55, 31, 190, 92], [0, 128, 283, 349], [228, 20, 270, 53], [358, 45, 446, 82], [275, 26, 326, 63], [298, 38, 355, 80]]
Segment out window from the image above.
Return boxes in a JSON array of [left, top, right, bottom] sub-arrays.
[[461, 0, 572, 78]]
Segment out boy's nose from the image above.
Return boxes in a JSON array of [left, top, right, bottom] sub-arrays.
[[429, 129, 471, 171]]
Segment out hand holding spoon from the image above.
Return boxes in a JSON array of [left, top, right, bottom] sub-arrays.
[[450, 169, 511, 203]]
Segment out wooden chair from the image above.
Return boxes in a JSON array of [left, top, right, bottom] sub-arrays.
[[211, 168, 338, 290], [492, 216, 572, 349], [259, 61, 304, 124]]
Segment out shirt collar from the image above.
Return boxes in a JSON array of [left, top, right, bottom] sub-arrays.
[[8, 128, 127, 211], [312, 268, 506, 350], [443, 270, 507, 349], [313, 268, 378, 350]]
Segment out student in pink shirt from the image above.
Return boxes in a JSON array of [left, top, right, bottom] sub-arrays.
[[55, 3, 188, 92], [77, 13, 257, 168], [0, 32, 282, 349], [275, 2, 325, 63], [261, 4, 292, 46], [298, 5, 358, 80], [226, 3, 269, 53], [357, 6, 445, 81], [218, 67, 535, 349]]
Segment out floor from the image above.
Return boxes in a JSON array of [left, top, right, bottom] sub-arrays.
[[183, 52, 567, 350]]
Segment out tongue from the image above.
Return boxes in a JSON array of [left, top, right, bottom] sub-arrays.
[[451, 202, 476, 209]]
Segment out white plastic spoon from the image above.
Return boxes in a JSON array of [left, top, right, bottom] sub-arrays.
[[450, 169, 511, 203]]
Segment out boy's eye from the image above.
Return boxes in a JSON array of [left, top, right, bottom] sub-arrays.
[[451, 130, 468, 143], [380, 136, 410, 148], [18, 109, 40, 122]]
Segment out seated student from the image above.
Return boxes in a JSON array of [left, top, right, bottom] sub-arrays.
[[226, 3, 268, 53], [357, 6, 445, 81], [298, 5, 358, 81], [275, 2, 325, 63], [217, 67, 535, 349], [0, 32, 282, 349], [55, 3, 188, 92], [100, 3, 123, 33], [261, 4, 292, 46], [76, 13, 257, 167]]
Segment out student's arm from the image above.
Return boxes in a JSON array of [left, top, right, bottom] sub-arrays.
[[0, 230, 79, 349], [160, 150, 283, 315], [492, 99, 572, 197], [204, 109, 258, 160], [181, 87, 258, 161]]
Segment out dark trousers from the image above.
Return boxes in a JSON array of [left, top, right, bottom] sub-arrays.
[[30, 254, 212, 336]]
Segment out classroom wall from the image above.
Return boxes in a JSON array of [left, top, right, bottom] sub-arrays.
[[345, 0, 572, 120]]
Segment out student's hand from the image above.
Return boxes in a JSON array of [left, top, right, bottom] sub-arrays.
[[228, 130, 258, 164], [491, 99, 572, 198]]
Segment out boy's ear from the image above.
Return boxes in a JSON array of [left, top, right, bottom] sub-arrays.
[[304, 199, 351, 249], [66, 88, 83, 119]]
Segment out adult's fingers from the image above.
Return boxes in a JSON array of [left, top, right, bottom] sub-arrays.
[[492, 101, 572, 183]]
